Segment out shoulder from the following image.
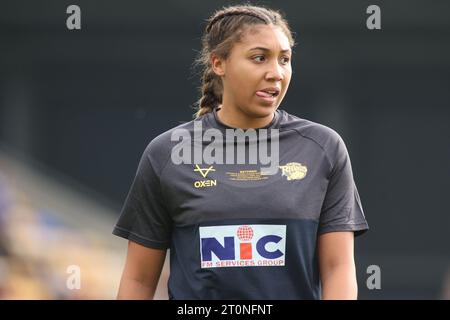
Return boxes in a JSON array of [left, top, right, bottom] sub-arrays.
[[278, 109, 345, 153], [278, 109, 352, 172], [145, 120, 193, 150], [141, 118, 199, 170]]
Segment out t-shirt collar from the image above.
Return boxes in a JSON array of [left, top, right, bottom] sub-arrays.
[[206, 106, 282, 133]]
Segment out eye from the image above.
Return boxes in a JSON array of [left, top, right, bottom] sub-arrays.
[[252, 55, 290, 65], [253, 56, 264, 62], [280, 56, 291, 65]]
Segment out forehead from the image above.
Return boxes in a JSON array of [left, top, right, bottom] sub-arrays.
[[237, 24, 291, 52]]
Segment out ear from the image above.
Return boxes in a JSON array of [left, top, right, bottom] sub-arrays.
[[211, 54, 226, 76]]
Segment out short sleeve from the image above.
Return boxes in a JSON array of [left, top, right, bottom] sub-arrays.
[[318, 134, 369, 237], [112, 141, 172, 249]]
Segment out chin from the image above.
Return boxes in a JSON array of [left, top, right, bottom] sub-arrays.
[[253, 104, 278, 117], [236, 100, 277, 118]]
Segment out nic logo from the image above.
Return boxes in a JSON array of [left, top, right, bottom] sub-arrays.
[[199, 224, 286, 268]]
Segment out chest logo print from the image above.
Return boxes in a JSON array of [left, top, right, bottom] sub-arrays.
[[193, 165, 217, 188], [194, 165, 215, 178], [279, 162, 308, 181], [200, 224, 286, 268]]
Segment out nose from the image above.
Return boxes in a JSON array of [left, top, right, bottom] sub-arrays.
[[265, 60, 284, 82]]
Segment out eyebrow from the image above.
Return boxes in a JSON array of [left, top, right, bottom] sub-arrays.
[[248, 47, 292, 54]]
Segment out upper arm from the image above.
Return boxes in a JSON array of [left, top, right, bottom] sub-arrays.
[[122, 240, 167, 286], [317, 231, 358, 299], [318, 231, 355, 271]]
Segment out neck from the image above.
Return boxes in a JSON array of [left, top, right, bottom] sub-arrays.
[[216, 104, 275, 129]]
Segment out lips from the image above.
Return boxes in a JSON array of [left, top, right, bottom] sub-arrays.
[[256, 91, 274, 98], [256, 87, 280, 98]]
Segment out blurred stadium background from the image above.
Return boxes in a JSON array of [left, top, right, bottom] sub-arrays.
[[0, 0, 449, 299]]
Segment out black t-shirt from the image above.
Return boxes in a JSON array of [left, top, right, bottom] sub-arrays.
[[113, 108, 369, 299]]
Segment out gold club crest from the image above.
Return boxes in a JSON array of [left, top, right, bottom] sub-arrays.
[[279, 162, 308, 181]]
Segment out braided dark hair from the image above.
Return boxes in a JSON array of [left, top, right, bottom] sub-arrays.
[[193, 4, 295, 119]]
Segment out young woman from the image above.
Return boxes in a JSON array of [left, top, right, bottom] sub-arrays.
[[113, 4, 368, 300]]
